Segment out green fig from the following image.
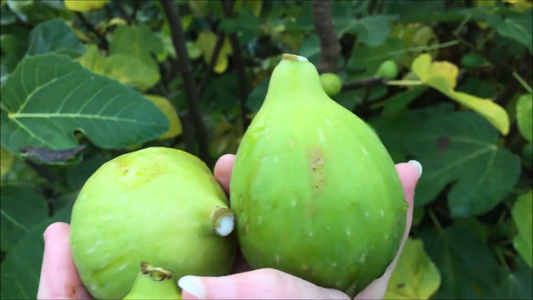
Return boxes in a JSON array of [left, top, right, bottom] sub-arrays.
[[70, 147, 236, 299], [319, 73, 343, 97], [123, 262, 181, 299], [376, 60, 398, 80], [230, 54, 408, 297]]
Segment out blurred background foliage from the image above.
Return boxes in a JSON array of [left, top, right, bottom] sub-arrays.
[[0, 0, 532, 299]]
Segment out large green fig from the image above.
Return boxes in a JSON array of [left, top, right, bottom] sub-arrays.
[[229, 54, 408, 297], [70, 147, 236, 299], [123, 262, 181, 299]]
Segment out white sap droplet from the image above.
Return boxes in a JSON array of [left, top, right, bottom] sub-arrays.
[[325, 118, 332, 127], [380, 210, 385, 217], [118, 263, 129, 270], [361, 147, 369, 156], [360, 254, 366, 263]]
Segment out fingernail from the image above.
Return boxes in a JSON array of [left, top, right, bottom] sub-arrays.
[[178, 276, 206, 298], [408, 160, 423, 176]]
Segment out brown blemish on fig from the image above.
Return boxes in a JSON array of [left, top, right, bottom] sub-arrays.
[[309, 148, 326, 194]]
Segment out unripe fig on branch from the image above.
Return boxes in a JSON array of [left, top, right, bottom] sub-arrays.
[[376, 60, 399, 80], [70, 147, 236, 299], [230, 54, 407, 297], [319, 73, 343, 97]]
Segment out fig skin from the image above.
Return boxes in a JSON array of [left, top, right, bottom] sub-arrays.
[[70, 147, 236, 299], [229, 54, 408, 297], [123, 262, 181, 299]]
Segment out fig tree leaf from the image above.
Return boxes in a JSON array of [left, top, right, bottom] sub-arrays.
[[77, 44, 105, 75], [143, 94, 182, 140], [336, 15, 397, 47], [407, 111, 521, 217], [511, 190, 533, 268], [412, 54, 510, 135], [1, 147, 14, 177], [102, 54, 161, 91], [384, 237, 441, 299], [26, 18, 85, 58], [487, 266, 533, 299], [0, 205, 72, 300], [347, 38, 405, 80], [219, 8, 261, 44], [483, 8, 533, 54], [0, 185, 48, 254], [516, 94, 533, 143], [381, 85, 428, 116], [109, 24, 164, 71], [0, 53, 169, 158], [419, 223, 507, 299]]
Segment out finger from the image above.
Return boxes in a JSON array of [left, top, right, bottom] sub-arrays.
[[37, 222, 92, 299], [213, 154, 236, 194], [355, 160, 422, 299], [178, 268, 350, 299]]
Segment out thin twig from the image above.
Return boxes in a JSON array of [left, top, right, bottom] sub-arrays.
[[221, 0, 250, 130], [161, 0, 212, 165], [116, 1, 132, 24], [341, 78, 387, 92], [75, 12, 109, 50], [198, 32, 227, 99], [130, 0, 141, 23], [311, 0, 341, 73]]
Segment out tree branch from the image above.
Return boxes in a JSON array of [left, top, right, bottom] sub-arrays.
[[311, 0, 341, 73], [341, 77, 387, 92], [161, 0, 212, 165], [221, 0, 250, 130], [75, 12, 109, 50]]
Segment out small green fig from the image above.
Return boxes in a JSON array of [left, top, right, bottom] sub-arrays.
[[230, 54, 407, 297], [319, 73, 343, 97], [70, 147, 236, 299], [123, 262, 181, 299], [376, 60, 398, 80]]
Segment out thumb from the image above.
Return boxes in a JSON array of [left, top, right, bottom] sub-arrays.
[[178, 268, 350, 299]]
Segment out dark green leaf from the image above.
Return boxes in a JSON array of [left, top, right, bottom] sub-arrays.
[[337, 15, 397, 47], [0, 185, 48, 254], [418, 223, 507, 299], [26, 18, 86, 58], [381, 86, 428, 116], [0, 53, 169, 159], [0, 206, 72, 300], [483, 9, 533, 54], [487, 266, 533, 299], [407, 111, 521, 217], [347, 38, 405, 80], [109, 24, 164, 71], [219, 8, 261, 44], [460, 53, 490, 70], [456, 78, 503, 99], [246, 76, 270, 112], [333, 89, 366, 111]]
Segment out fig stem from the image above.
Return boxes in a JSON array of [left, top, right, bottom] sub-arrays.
[[212, 207, 235, 237], [141, 261, 173, 281]]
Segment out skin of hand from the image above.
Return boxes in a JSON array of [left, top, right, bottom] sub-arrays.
[[37, 154, 422, 300]]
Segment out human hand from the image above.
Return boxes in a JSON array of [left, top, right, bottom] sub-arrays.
[[37, 154, 422, 299]]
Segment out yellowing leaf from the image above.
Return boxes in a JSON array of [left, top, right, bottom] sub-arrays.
[[196, 31, 233, 74], [384, 237, 442, 299], [412, 54, 510, 135], [511, 190, 533, 268], [1, 147, 14, 177], [103, 54, 160, 91], [143, 94, 182, 140], [64, 0, 108, 12], [516, 93, 533, 143], [506, 0, 533, 11], [77, 44, 105, 75]]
